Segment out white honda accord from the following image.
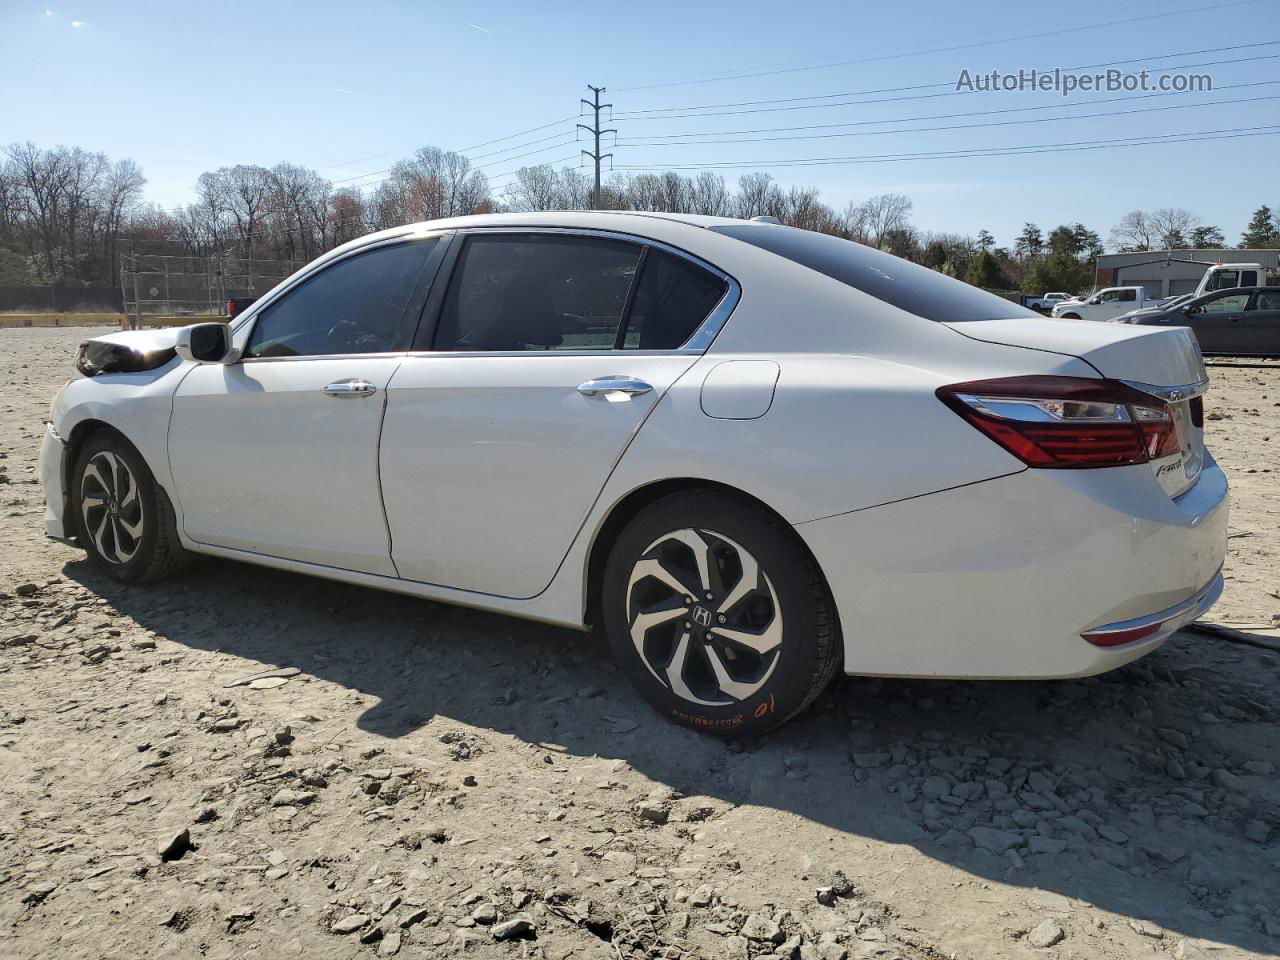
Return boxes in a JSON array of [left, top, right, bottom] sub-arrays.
[[40, 212, 1227, 734]]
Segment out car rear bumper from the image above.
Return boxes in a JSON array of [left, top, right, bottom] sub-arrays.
[[40, 422, 72, 543], [795, 454, 1228, 679]]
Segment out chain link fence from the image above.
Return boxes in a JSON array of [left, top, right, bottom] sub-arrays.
[[119, 253, 305, 328]]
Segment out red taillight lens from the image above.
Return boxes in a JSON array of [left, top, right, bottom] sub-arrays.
[[937, 376, 1177, 469], [227, 299, 238, 317]]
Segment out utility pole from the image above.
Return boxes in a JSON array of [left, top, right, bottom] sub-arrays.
[[578, 85, 615, 210]]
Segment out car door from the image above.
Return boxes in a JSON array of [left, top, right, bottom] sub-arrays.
[[168, 234, 447, 575], [1184, 291, 1251, 354], [378, 229, 736, 598], [1241, 289, 1280, 355]]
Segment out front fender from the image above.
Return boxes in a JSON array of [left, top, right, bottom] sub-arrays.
[[51, 360, 191, 521]]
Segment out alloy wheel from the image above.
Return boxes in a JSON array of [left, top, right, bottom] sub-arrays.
[[625, 528, 783, 706], [80, 450, 144, 565]]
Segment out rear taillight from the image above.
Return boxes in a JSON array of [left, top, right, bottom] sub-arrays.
[[937, 376, 1179, 468]]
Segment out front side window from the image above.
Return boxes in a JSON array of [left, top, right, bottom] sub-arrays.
[[245, 239, 436, 358], [433, 235, 642, 351], [1199, 293, 1250, 313]]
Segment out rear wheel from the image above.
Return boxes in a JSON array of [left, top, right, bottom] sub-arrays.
[[1060, 312, 1082, 319], [602, 491, 840, 736], [71, 432, 193, 583]]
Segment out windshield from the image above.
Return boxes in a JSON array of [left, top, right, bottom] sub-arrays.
[[712, 224, 1038, 323]]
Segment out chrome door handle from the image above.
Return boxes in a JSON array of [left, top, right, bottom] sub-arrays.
[[322, 378, 377, 398], [577, 376, 653, 399]]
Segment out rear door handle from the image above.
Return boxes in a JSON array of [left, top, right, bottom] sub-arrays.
[[323, 378, 377, 398], [577, 376, 653, 400]]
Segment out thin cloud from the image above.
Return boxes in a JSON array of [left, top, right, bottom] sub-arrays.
[[334, 87, 359, 96], [45, 8, 54, 15], [467, 22, 491, 34], [70, 19, 86, 27]]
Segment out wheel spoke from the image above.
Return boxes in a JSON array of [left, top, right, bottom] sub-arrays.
[[629, 600, 689, 659], [628, 556, 701, 602], [119, 470, 138, 508], [703, 642, 766, 701], [668, 529, 714, 594], [664, 630, 723, 707], [82, 463, 109, 495], [118, 514, 144, 539], [710, 615, 783, 655], [92, 511, 112, 558], [716, 544, 760, 615]]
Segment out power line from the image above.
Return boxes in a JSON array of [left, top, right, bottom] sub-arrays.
[[614, 55, 1280, 124], [331, 136, 584, 187], [611, 0, 1190, 90], [613, 124, 1280, 171], [317, 114, 578, 173], [617, 80, 1280, 146], [614, 0, 1263, 91], [611, 41, 1280, 118]]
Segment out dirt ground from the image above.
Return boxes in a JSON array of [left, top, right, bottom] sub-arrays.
[[2, 326, 1278, 960]]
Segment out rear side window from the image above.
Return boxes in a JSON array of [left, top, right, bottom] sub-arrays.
[[624, 250, 728, 349], [1253, 291, 1280, 311], [433, 235, 641, 351], [711, 223, 1036, 322]]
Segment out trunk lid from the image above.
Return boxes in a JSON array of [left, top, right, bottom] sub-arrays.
[[947, 316, 1208, 498]]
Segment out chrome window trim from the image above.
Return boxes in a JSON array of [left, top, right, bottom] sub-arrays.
[[413, 225, 741, 357], [228, 229, 450, 338], [1121, 377, 1210, 403]]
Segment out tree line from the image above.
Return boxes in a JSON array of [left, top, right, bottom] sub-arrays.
[[2, 139, 1277, 298]]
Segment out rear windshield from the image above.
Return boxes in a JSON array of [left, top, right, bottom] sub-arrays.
[[711, 223, 1037, 323]]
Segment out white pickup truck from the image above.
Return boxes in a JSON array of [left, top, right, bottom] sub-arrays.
[[1194, 262, 1265, 297], [1023, 291, 1073, 312], [1051, 286, 1163, 322]]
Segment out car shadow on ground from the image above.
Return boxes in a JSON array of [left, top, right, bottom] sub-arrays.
[[66, 554, 1279, 955]]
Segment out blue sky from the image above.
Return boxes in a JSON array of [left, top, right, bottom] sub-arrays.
[[2, 0, 1277, 248]]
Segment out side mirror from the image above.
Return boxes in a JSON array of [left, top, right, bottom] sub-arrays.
[[176, 322, 236, 364], [1089, 296, 1102, 304]]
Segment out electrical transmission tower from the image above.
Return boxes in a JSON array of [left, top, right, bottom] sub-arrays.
[[578, 85, 615, 210]]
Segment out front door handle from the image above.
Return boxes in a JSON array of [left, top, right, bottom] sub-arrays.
[[323, 378, 377, 398], [577, 376, 654, 400]]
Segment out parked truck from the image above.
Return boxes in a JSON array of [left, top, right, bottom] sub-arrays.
[[1022, 291, 1072, 313], [1051, 286, 1163, 322], [1193, 262, 1265, 298]]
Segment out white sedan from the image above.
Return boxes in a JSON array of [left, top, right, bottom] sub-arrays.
[[40, 212, 1227, 735]]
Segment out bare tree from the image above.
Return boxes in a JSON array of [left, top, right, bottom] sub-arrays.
[[1109, 210, 1154, 251], [1146, 207, 1201, 250], [857, 193, 914, 248]]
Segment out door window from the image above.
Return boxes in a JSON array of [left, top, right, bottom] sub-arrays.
[[432, 235, 642, 351], [623, 250, 728, 349], [1199, 293, 1250, 313], [245, 239, 437, 358], [1251, 291, 1280, 311]]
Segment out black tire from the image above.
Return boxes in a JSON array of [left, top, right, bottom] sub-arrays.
[[602, 490, 841, 736], [71, 431, 193, 583], [1060, 312, 1082, 320]]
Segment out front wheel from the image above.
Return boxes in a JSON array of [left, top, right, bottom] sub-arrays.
[[1059, 312, 1082, 320], [602, 491, 841, 736], [71, 432, 193, 583]]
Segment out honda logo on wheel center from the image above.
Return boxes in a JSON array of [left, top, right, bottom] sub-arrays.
[[691, 606, 713, 627]]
